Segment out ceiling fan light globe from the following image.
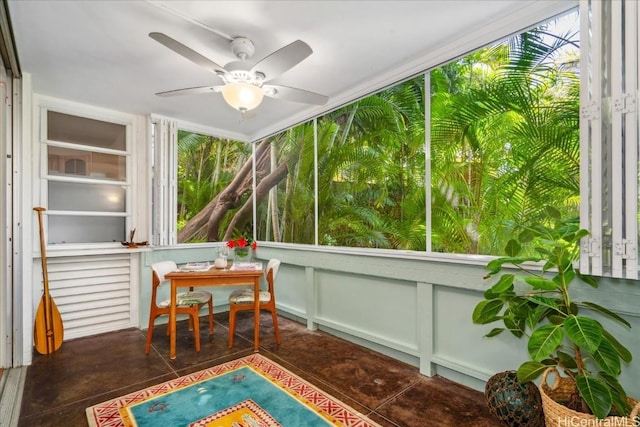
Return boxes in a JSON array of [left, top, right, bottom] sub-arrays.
[[221, 83, 264, 111]]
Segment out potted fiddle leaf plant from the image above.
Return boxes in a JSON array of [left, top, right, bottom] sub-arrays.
[[472, 207, 638, 423]]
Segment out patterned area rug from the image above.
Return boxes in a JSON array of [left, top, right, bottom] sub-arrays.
[[86, 353, 381, 427]]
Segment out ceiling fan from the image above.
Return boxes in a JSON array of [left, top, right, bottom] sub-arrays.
[[149, 32, 329, 112]]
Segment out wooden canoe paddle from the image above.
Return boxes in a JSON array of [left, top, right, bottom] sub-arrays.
[[33, 207, 64, 354]]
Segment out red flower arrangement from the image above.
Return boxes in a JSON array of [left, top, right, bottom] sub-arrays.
[[226, 236, 258, 251]]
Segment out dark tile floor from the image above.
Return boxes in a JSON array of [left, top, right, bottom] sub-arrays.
[[19, 312, 502, 426]]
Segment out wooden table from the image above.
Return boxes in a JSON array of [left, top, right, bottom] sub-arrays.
[[164, 264, 263, 359]]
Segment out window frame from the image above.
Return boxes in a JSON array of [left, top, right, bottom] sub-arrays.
[[38, 101, 134, 247], [153, 9, 580, 255], [151, 116, 250, 246], [151, 2, 640, 279], [579, 0, 639, 279]]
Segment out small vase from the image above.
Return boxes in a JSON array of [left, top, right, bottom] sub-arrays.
[[235, 247, 250, 261]]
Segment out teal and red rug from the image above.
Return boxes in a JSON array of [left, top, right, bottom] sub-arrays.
[[86, 353, 381, 427]]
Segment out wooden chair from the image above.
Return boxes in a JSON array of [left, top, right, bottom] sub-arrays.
[[145, 260, 213, 353], [228, 259, 281, 348]]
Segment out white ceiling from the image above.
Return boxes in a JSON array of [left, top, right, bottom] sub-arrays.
[[7, 1, 574, 142]]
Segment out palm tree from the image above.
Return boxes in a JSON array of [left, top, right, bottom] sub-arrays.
[[430, 25, 579, 255]]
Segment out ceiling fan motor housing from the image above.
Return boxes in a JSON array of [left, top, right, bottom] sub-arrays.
[[222, 65, 264, 86], [230, 37, 255, 60]]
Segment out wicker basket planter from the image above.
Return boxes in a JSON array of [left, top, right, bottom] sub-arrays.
[[540, 368, 640, 427]]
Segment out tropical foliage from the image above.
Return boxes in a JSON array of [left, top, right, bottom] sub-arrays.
[[176, 15, 580, 257], [472, 209, 633, 419], [176, 133, 252, 242]]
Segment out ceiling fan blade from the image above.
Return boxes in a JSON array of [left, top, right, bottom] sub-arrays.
[[155, 86, 219, 97], [250, 40, 312, 81], [149, 32, 226, 76], [263, 85, 328, 105]]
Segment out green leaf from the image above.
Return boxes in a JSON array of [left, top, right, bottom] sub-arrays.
[[564, 316, 602, 353], [538, 239, 563, 249], [517, 361, 548, 383], [485, 258, 526, 275], [504, 317, 524, 338], [528, 324, 563, 361], [591, 339, 621, 376], [526, 304, 552, 329], [518, 228, 535, 244], [576, 271, 599, 288], [484, 328, 504, 338], [485, 259, 505, 275], [598, 371, 626, 396], [575, 374, 612, 419], [601, 329, 632, 363], [559, 268, 575, 285], [485, 286, 517, 300], [524, 276, 558, 290], [569, 302, 578, 315], [558, 257, 574, 275], [598, 372, 632, 416], [544, 206, 562, 220], [581, 302, 631, 328], [504, 239, 521, 257], [483, 288, 498, 300], [548, 314, 565, 325], [526, 295, 560, 312], [575, 229, 591, 239], [536, 247, 553, 259], [490, 274, 515, 294], [486, 257, 539, 276], [556, 351, 577, 369], [472, 300, 504, 324], [500, 290, 517, 300]]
